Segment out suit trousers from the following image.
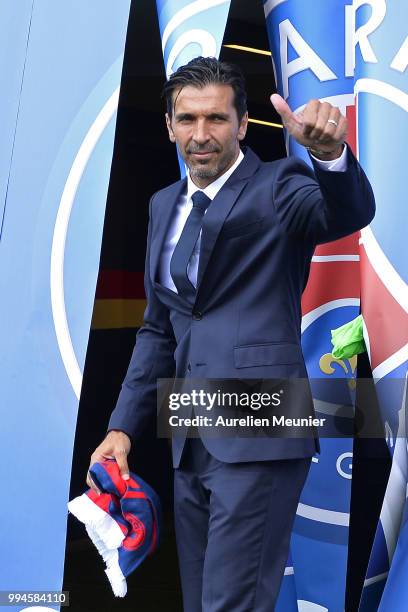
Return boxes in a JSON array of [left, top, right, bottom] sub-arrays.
[[173, 435, 311, 611]]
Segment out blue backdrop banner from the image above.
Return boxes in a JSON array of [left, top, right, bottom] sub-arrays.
[[265, 2, 356, 610], [356, 1, 408, 609], [156, 0, 232, 176], [0, 2, 130, 610]]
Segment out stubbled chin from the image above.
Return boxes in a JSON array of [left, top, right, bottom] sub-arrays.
[[190, 165, 218, 179], [189, 155, 212, 165]]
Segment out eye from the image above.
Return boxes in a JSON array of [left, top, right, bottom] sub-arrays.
[[177, 115, 193, 124]]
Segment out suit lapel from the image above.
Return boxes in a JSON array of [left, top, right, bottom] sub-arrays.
[[150, 177, 187, 285], [196, 147, 261, 291]]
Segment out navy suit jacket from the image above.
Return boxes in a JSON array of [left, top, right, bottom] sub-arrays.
[[108, 145, 375, 467]]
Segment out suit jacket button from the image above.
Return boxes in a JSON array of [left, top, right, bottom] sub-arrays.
[[192, 310, 202, 320]]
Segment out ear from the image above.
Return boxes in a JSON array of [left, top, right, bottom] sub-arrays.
[[238, 111, 248, 141], [165, 113, 176, 143]]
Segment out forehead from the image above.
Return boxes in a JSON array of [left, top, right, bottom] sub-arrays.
[[172, 83, 235, 115]]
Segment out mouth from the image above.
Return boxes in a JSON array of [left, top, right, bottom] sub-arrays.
[[190, 151, 217, 160]]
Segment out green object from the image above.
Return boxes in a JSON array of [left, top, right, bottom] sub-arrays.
[[331, 314, 366, 360]]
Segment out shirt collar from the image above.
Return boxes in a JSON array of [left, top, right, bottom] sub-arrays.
[[186, 149, 244, 202]]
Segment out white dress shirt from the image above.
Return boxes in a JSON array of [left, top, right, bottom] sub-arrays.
[[159, 145, 348, 292]]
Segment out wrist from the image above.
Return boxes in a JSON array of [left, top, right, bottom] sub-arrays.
[[106, 429, 130, 440], [307, 143, 344, 161]]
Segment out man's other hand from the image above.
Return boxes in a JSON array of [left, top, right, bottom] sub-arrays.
[[270, 94, 347, 160], [86, 429, 131, 495]]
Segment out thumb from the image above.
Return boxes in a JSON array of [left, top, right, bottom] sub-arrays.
[[115, 451, 130, 480], [270, 94, 301, 131]]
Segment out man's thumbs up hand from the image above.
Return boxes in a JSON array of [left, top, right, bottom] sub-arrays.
[[270, 94, 303, 134], [270, 93, 347, 161]]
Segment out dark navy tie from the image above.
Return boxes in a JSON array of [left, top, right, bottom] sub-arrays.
[[170, 190, 211, 299]]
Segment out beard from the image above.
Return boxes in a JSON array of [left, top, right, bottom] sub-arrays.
[[188, 160, 221, 180], [184, 144, 236, 182]]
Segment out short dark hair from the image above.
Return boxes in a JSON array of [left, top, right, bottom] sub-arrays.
[[162, 56, 247, 121]]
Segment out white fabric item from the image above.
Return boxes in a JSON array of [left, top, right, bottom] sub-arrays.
[[68, 493, 127, 597]]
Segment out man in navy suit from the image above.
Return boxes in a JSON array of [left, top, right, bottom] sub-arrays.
[[88, 57, 375, 610]]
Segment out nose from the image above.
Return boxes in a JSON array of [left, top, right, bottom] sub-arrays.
[[192, 118, 210, 145]]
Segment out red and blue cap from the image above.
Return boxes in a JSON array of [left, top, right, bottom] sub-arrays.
[[68, 459, 161, 597]]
